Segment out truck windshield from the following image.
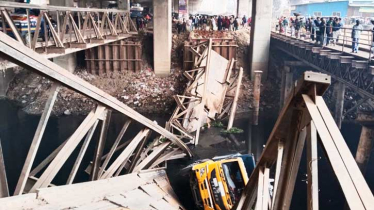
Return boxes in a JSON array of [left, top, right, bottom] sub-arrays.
[[222, 161, 245, 203]]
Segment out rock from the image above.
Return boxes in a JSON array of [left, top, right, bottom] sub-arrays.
[[64, 110, 71, 115]]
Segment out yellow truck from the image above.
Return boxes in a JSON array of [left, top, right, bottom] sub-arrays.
[[189, 154, 255, 210]]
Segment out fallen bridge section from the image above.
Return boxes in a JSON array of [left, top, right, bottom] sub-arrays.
[[0, 31, 191, 196], [0, 170, 184, 210]]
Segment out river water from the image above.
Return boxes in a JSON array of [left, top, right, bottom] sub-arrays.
[[1, 99, 373, 209]]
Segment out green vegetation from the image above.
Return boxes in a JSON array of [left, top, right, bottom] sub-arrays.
[[220, 127, 244, 134], [211, 121, 225, 128]]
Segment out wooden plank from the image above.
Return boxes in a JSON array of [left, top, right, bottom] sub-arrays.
[[149, 149, 180, 169], [135, 42, 140, 71], [127, 41, 134, 71], [91, 110, 112, 181], [104, 44, 111, 74], [67, 120, 99, 185], [0, 139, 9, 198], [29, 106, 106, 192], [132, 142, 171, 172], [227, 68, 243, 130], [100, 129, 149, 179], [113, 41, 119, 72], [1, 9, 24, 44], [262, 167, 270, 210], [127, 131, 152, 173], [98, 46, 104, 75], [60, 11, 68, 42], [26, 9, 31, 48], [31, 12, 43, 50], [271, 141, 284, 210], [44, 12, 64, 47], [85, 49, 91, 72], [119, 40, 125, 71], [282, 126, 307, 210], [0, 33, 192, 156], [89, 48, 96, 74], [99, 120, 131, 177], [29, 140, 68, 177], [315, 96, 374, 208], [303, 95, 366, 210], [256, 167, 264, 210], [14, 84, 60, 195], [307, 121, 319, 210]]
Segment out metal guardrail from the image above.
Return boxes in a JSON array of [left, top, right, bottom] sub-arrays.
[[276, 25, 374, 61]]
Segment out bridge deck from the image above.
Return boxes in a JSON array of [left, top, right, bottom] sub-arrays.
[[0, 170, 183, 210]]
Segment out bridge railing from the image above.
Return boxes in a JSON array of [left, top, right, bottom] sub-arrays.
[[0, 2, 137, 54], [275, 25, 374, 61]]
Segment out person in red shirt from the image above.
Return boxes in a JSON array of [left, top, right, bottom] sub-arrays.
[[248, 17, 252, 26]]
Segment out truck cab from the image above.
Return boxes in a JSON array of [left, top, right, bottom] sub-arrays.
[[190, 154, 255, 210]]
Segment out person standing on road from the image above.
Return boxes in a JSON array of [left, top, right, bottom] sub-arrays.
[[233, 17, 239, 31], [218, 16, 223, 31], [242, 15, 247, 27], [351, 19, 363, 53], [332, 17, 342, 46], [318, 18, 326, 45]]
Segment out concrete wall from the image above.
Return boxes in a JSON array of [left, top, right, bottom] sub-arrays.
[[153, 0, 172, 76]]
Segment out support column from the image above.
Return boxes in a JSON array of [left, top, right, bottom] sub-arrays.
[[249, 0, 272, 79], [355, 112, 374, 175], [333, 82, 346, 129], [53, 53, 77, 73], [280, 65, 293, 109], [153, 0, 172, 76]]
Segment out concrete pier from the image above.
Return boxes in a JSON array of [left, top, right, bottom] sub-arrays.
[[355, 112, 374, 175], [153, 0, 172, 76], [53, 53, 77, 73], [280, 65, 293, 109], [249, 0, 272, 79], [333, 82, 346, 129]]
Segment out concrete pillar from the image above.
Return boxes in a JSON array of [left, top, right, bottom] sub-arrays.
[[53, 53, 77, 73], [280, 65, 293, 109], [249, 0, 272, 79], [153, 0, 172, 76], [333, 82, 346, 129], [355, 112, 374, 175]]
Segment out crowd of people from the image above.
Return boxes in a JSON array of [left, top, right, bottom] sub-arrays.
[[277, 16, 374, 54], [174, 15, 252, 34]]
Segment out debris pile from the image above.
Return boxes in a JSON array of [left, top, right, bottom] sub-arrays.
[[6, 68, 187, 115], [190, 30, 234, 39]]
